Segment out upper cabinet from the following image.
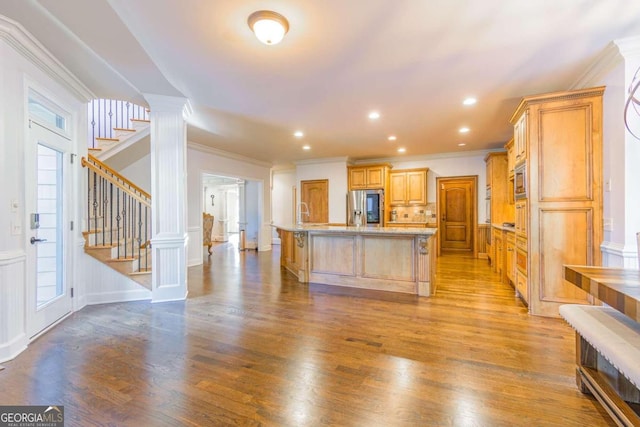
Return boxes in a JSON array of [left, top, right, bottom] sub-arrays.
[[514, 110, 528, 164], [389, 169, 428, 206], [348, 164, 390, 190]]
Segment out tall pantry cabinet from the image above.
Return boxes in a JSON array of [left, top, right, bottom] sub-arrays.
[[510, 86, 604, 317]]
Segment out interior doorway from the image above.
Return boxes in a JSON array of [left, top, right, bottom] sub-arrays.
[[300, 179, 329, 224], [436, 176, 477, 256]]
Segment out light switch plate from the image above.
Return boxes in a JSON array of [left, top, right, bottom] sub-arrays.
[[10, 199, 18, 213], [603, 218, 613, 231], [11, 221, 22, 235]]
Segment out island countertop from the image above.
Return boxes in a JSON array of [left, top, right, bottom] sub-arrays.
[[273, 223, 437, 235]]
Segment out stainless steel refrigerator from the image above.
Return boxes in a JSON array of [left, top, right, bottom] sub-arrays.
[[347, 189, 384, 227]]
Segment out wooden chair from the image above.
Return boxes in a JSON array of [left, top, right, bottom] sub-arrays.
[[203, 213, 214, 255]]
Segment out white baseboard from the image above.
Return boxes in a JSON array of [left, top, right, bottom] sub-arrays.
[[0, 333, 28, 364], [85, 288, 151, 306], [600, 241, 639, 268]]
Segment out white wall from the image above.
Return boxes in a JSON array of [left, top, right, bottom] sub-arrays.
[[575, 37, 640, 267], [186, 144, 273, 265], [245, 181, 260, 248], [295, 158, 349, 223], [119, 153, 151, 193], [271, 168, 296, 242]]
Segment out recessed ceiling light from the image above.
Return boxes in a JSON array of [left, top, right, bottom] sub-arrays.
[[302, 145, 311, 150], [368, 111, 380, 120], [463, 97, 477, 106], [397, 147, 406, 153], [458, 143, 466, 147], [388, 135, 397, 141], [459, 127, 470, 133], [294, 131, 304, 138]]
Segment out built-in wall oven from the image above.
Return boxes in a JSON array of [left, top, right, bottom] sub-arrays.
[[514, 163, 527, 199]]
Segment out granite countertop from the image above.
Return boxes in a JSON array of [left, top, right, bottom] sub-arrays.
[[273, 223, 437, 235], [492, 223, 516, 232], [386, 221, 437, 227]]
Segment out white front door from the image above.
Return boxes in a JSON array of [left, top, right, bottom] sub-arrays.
[[25, 121, 73, 337]]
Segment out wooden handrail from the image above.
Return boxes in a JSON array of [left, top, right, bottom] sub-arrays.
[[83, 154, 151, 200], [82, 156, 151, 207]]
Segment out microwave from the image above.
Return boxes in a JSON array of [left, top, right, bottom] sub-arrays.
[[514, 163, 527, 199]]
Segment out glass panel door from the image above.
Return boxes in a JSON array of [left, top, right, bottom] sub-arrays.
[[35, 144, 64, 307], [26, 123, 72, 337]]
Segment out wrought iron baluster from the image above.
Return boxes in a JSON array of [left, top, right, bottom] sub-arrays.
[[116, 188, 121, 258]]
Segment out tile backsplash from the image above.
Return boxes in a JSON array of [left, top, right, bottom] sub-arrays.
[[390, 203, 436, 223]]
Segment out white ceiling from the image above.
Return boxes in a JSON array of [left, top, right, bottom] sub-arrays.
[[3, 1, 640, 166]]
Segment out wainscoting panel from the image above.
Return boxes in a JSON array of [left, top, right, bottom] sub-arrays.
[[477, 224, 490, 259]]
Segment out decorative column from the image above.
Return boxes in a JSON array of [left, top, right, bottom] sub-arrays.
[[144, 94, 192, 302]]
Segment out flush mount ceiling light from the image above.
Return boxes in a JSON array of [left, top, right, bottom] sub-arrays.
[[294, 130, 304, 138], [248, 10, 289, 45], [459, 127, 470, 133], [388, 135, 397, 141], [463, 97, 477, 106], [368, 111, 380, 120]]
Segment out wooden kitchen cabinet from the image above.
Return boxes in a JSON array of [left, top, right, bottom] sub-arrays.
[[389, 168, 428, 206], [514, 110, 528, 164], [515, 199, 527, 237], [509, 86, 604, 316], [492, 227, 504, 276], [348, 164, 390, 190], [485, 152, 513, 226], [505, 231, 515, 286]]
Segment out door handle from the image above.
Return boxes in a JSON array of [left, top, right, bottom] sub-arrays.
[[30, 237, 47, 244], [441, 215, 446, 221]]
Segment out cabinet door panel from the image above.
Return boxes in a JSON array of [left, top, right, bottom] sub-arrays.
[[539, 106, 593, 201], [389, 174, 406, 205], [407, 171, 426, 204], [350, 169, 366, 189], [367, 167, 384, 188], [539, 208, 591, 304]]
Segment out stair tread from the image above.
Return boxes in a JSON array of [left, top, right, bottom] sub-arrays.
[[130, 118, 150, 123], [113, 127, 136, 132], [95, 137, 120, 142]]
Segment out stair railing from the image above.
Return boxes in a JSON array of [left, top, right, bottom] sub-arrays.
[[88, 99, 149, 148], [81, 154, 151, 271]]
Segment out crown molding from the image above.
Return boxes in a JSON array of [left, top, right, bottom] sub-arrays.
[[0, 15, 94, 102], [294, 156, 349, 166], [614, 35, 640, 59], [570, 35, 640, 90], [187, 141, 272, 168], [351, 149, 499, 165]]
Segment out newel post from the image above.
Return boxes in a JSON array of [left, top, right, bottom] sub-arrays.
[[144, 94, 192, 302]]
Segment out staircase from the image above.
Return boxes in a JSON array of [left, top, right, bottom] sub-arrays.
[[87, 99, 150, 160], [81, 154, 152, 289]]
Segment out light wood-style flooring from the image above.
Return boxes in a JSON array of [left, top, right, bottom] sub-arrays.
[[0, 241, 613, 426]]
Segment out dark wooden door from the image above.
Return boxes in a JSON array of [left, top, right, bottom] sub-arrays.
[[301, 179, 328, 223], [437, 176, 476, 253]]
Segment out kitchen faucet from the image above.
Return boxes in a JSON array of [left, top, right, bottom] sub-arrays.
[[297, 202, 310, 225]]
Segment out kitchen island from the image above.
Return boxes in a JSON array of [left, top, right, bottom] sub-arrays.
[[274, 224, 437, 296]]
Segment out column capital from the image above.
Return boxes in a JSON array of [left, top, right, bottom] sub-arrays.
[[143, 93, 193, 118]]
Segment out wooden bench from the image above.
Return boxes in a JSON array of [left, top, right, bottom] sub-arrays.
[[560, 304, 640, 426]]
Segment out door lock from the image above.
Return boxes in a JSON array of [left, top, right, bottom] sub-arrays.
[[30, 237, 47, 245]]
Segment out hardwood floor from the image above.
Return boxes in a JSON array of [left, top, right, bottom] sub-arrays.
[[0, 242, 613, 426]]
